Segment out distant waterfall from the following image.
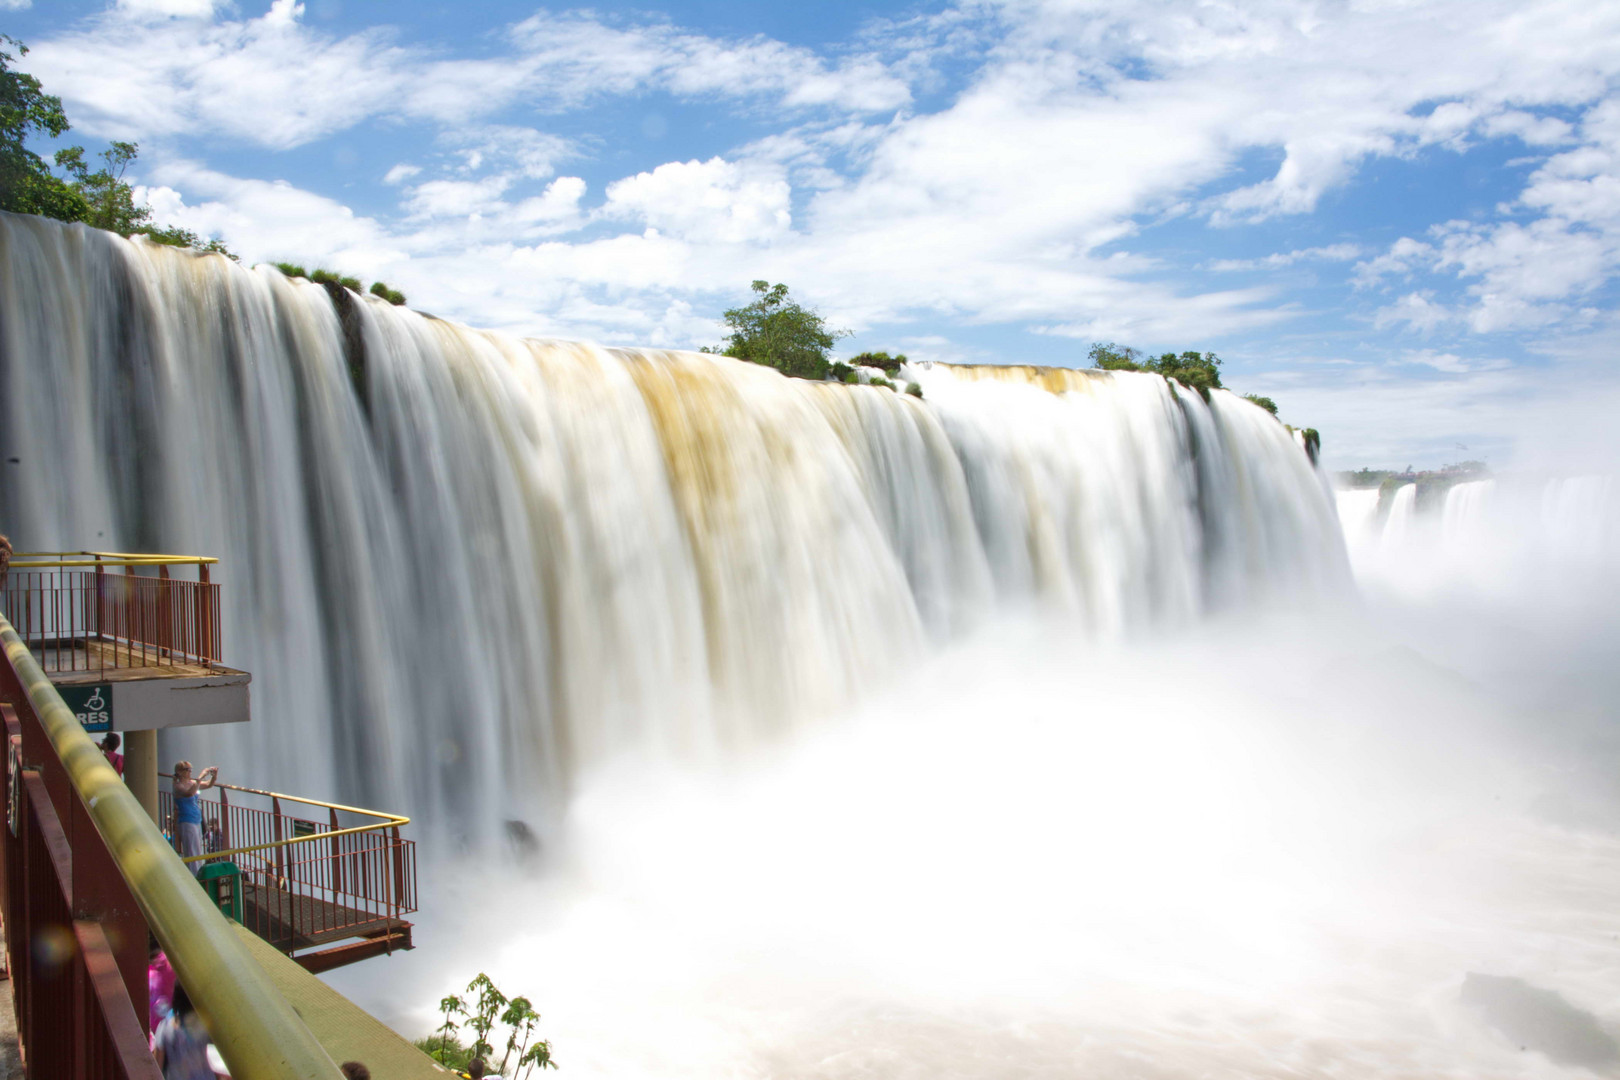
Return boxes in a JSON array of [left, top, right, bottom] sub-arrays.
[[1335, 475, 1618, 602], [0, 215, 1347, 840]]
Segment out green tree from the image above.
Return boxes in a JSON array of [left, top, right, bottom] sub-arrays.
[[1087, 342, 1223, 397], [1, 39, 233, 256], [1147, 350, 1222, 394], [1086, 341, 1144, 371], [466, 973, 508, 1062], [55, 141, 151, 234], [434, 994, 468, 1066], [717, 280, 847, 380], [0, 36, 88, 221]]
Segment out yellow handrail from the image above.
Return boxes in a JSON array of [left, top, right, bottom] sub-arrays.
[[10, 550, 219, 568], [171, 774, 411, 822], [0, 613, 341, 1080], [160, 773, 409, 866]]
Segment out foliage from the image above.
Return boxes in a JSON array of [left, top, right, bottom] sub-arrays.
[[420, 974, 557, 1078], [905, 381, 923, 398], [717, 280, 847, 380], [1, 39, 233, 255], [1243, 393, 1279, 416], [416, 1034, 475, 1071], [435, 994, 468, 1068], [829, 361, 854, 382], [310, 268, 363, 292], [0, 36, 87, 221], [274, 263, 408, 306], [466, 973, 507, 1062], [1086, 342, 1144, 372], [55, 141, 148, 235], [848, 350, 907, 375], [369, 280, 407, 305], [1087, 341, 1222, 395]]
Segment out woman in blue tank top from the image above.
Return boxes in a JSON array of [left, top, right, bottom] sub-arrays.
[[172, 760, 219, 876]]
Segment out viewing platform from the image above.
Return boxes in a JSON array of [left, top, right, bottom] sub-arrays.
[[0, 550, 432, 1078]]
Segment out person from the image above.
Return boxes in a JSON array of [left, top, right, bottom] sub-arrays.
[[0, 533, 10, 591], [339, 1064, 370, 1080], [148, 936, 176, 1042], [172, 761, 219, 876], [152, 984, 215, 1080], [467, 1058, 488, 1079], [102, 732, 125, 777]]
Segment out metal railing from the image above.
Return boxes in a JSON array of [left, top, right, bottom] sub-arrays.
[[2, 552, 220, 675], [159, 778, 416, 957], [0, 608, 343, 1079]]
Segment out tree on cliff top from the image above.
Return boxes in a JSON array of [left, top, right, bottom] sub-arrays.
[[0, 37, 87, 221], [0, 37, 231, 256], [1088, 341, 1223, 395], [713, 280, 847, 380]]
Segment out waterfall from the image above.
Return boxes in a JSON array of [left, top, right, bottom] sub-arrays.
[[0, 215, 1347, 840]]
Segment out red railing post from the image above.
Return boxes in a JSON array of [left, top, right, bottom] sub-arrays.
[[158, 563, 172, 661], [272, 796, 286, 883], [219, 785, 231, 851], [390, 825, 405, 922], [198, 561, 216, 664], [329, 806, 343, 899]]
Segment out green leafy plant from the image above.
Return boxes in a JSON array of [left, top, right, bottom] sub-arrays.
[[416, 1034, 474, 1070], [421, 975, 557, 1077], [466, 973, 508, 1062], [905, 381, 923, 398], [435, 994, 467, 1066], [714, 280, 847, 380], [369, 280, 407, 305], [2, 41, 234, 254]]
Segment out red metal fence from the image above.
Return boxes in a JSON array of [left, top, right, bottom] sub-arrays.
[[159, 780, 416, 962], [1, 554, 219, 676], [2, 699, 158, 1080]]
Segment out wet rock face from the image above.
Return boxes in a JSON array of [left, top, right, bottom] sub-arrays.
[[1462, 973, 1620, 1068]]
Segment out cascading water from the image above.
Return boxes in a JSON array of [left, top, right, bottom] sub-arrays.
[[0, 214, 1344, 841], [7, 213, 1620, 1078]]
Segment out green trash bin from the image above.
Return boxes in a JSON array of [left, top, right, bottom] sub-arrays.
[[197, 860, 243, 922]]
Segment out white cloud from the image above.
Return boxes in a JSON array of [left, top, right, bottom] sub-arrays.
[[601, 158, 792, 244], [382, 164, 421, 186], [28, 8, 912, 152], [136, 160, 406, 271], [1210, 244, 1364, 272], [1374, 292, 1452, 334], [0, 0, 33, 10], [116, 0, 218, 16]]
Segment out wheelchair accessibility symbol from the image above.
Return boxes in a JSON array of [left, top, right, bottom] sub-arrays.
[[60, 684, 114, 733]]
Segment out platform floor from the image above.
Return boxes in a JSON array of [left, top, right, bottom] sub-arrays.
[[243, 881, 411, 952], [37, 639, 221, 683]]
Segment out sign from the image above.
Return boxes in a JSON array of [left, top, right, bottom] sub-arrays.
[[58, 684, 114, 732], [292, 818, 318, 838]]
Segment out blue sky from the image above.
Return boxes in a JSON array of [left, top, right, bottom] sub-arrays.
[[6, 0, 1620, 469]]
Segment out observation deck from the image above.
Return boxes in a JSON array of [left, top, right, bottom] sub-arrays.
[[0, 551, 431, 1078]]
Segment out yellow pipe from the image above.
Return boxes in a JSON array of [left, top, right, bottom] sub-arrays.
[[10, 555, 220, 568], [0, 614, 342, 1080], [162, 773, 410, 823], [178, 821, 403, 866]]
